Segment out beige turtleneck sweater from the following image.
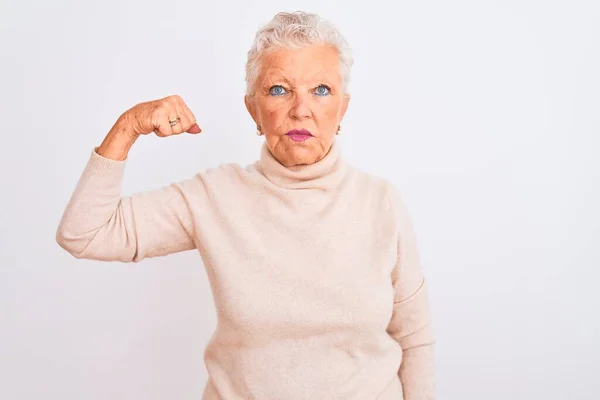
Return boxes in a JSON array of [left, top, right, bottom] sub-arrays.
[[56, 139, 435, 399]]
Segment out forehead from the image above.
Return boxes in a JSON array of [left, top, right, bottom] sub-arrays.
[[259, 44, 342, 84]]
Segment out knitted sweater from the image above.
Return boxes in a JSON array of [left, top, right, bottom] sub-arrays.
[[56, 139, 435, 399]]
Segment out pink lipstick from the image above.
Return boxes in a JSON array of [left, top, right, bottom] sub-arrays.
[[285, 129, 313, 142]]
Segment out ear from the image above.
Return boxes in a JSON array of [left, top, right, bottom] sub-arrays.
[[340, 93, 351, 120], [245, 95, 258, 125]]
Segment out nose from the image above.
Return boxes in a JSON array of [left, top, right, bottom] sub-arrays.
[[289, 93, 311, 120]]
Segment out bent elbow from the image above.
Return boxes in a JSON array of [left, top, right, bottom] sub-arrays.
[[55, 224, 138, 263], [55, 226, 88, 259]]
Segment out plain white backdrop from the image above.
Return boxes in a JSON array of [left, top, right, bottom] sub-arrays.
[[1, 0, 598, 399]]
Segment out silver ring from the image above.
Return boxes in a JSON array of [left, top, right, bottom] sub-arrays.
[[169, 117, 180, 127]]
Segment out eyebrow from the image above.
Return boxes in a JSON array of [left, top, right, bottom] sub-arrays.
[[262, 67, 337, 87], [264, 76, 334, 87], [262, 74, 293, 86]]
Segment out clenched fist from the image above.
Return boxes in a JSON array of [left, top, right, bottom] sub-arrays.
[[122, 95, 201, 137], [97, 95, 202, 160]]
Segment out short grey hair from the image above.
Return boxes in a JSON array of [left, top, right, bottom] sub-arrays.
[[245, 11, 354, 97]]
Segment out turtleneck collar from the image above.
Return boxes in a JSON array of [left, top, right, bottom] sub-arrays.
[[256, 139, 347, 190]]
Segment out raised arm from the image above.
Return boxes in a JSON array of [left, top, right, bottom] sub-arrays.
[[56, 95, 203, 262], [385, 185, 436, 400]]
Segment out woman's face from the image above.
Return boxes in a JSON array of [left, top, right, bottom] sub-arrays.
[[245, 44, 350, 167]]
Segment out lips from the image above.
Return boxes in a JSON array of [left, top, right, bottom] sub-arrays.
[[285, 129, 313, 142]]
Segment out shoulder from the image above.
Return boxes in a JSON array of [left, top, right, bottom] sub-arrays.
[[344, 165, 410, 223], [167, 161, 248, 196], [347, 165, 400, 203]]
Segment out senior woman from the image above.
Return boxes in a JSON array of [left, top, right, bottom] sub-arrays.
[[57, 11, 435, 400]]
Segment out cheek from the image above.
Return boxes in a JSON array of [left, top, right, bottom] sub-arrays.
[[263, 103, 288, 126], [317, 99, 343, 123]]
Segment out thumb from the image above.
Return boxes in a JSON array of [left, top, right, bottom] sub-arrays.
[[187, 123, 201, 134]]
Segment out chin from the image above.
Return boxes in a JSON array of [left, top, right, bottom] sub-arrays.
[[269, 136, 325, 167], [281, 147, 319, 167]]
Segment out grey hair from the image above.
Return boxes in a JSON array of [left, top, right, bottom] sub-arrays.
[[245, 11, 354, 97]]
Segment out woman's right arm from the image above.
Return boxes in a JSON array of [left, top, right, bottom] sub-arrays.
[[56, 95, 203, 262]]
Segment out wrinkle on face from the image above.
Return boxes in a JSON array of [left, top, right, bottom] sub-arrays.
[[245, 44, 350, 167]]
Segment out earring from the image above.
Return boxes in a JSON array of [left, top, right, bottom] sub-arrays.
[[336, 125, 341, 135], [256, 125, 264, 136]]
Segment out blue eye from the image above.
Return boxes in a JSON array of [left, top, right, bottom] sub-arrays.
[[269, 85, 287, 96], [315, 85, 331, 96]]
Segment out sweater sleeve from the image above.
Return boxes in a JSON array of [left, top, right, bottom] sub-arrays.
[[56, 148, 200, 262], [385, 185, 436, 400]]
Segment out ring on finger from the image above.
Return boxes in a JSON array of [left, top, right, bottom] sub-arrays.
[[169, 117, 180, 127]]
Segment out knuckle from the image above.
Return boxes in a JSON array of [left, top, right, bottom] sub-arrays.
[[152, 102, 165, 116], [150, 112, 162, 127], [167, 94, 182, 104], [183, 108, 195, 123]]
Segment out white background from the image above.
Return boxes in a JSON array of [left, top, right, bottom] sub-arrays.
[[1, 0, 598, 399]]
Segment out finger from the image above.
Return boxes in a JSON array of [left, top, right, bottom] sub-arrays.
[[172, 101, 192, 133], [176, 111, 192, 134], [153, 115, 173, 137], [188, 123, 201, 134], [182, 109, 201, 134], [150, 100, 176, 137], [169, 114, 185, 135], [153, 106, 176, 137], [176, 97, 202, 134], [164, 100, 185, 135], [164, 96, 186, 135]]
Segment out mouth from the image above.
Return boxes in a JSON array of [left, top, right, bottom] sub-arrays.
[[285, 129, 314, 142]]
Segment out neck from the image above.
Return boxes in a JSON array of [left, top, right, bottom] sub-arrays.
[[256, 140, 347, 190]]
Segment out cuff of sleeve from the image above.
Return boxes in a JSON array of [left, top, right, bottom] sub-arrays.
[[387, 279, 434, 347], [399, 323, 436, 350], [85, 146, 127, 178]]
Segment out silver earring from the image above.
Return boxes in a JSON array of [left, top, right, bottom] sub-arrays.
[[336, 125, 341, 135], [256, 125, 263, 136]]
